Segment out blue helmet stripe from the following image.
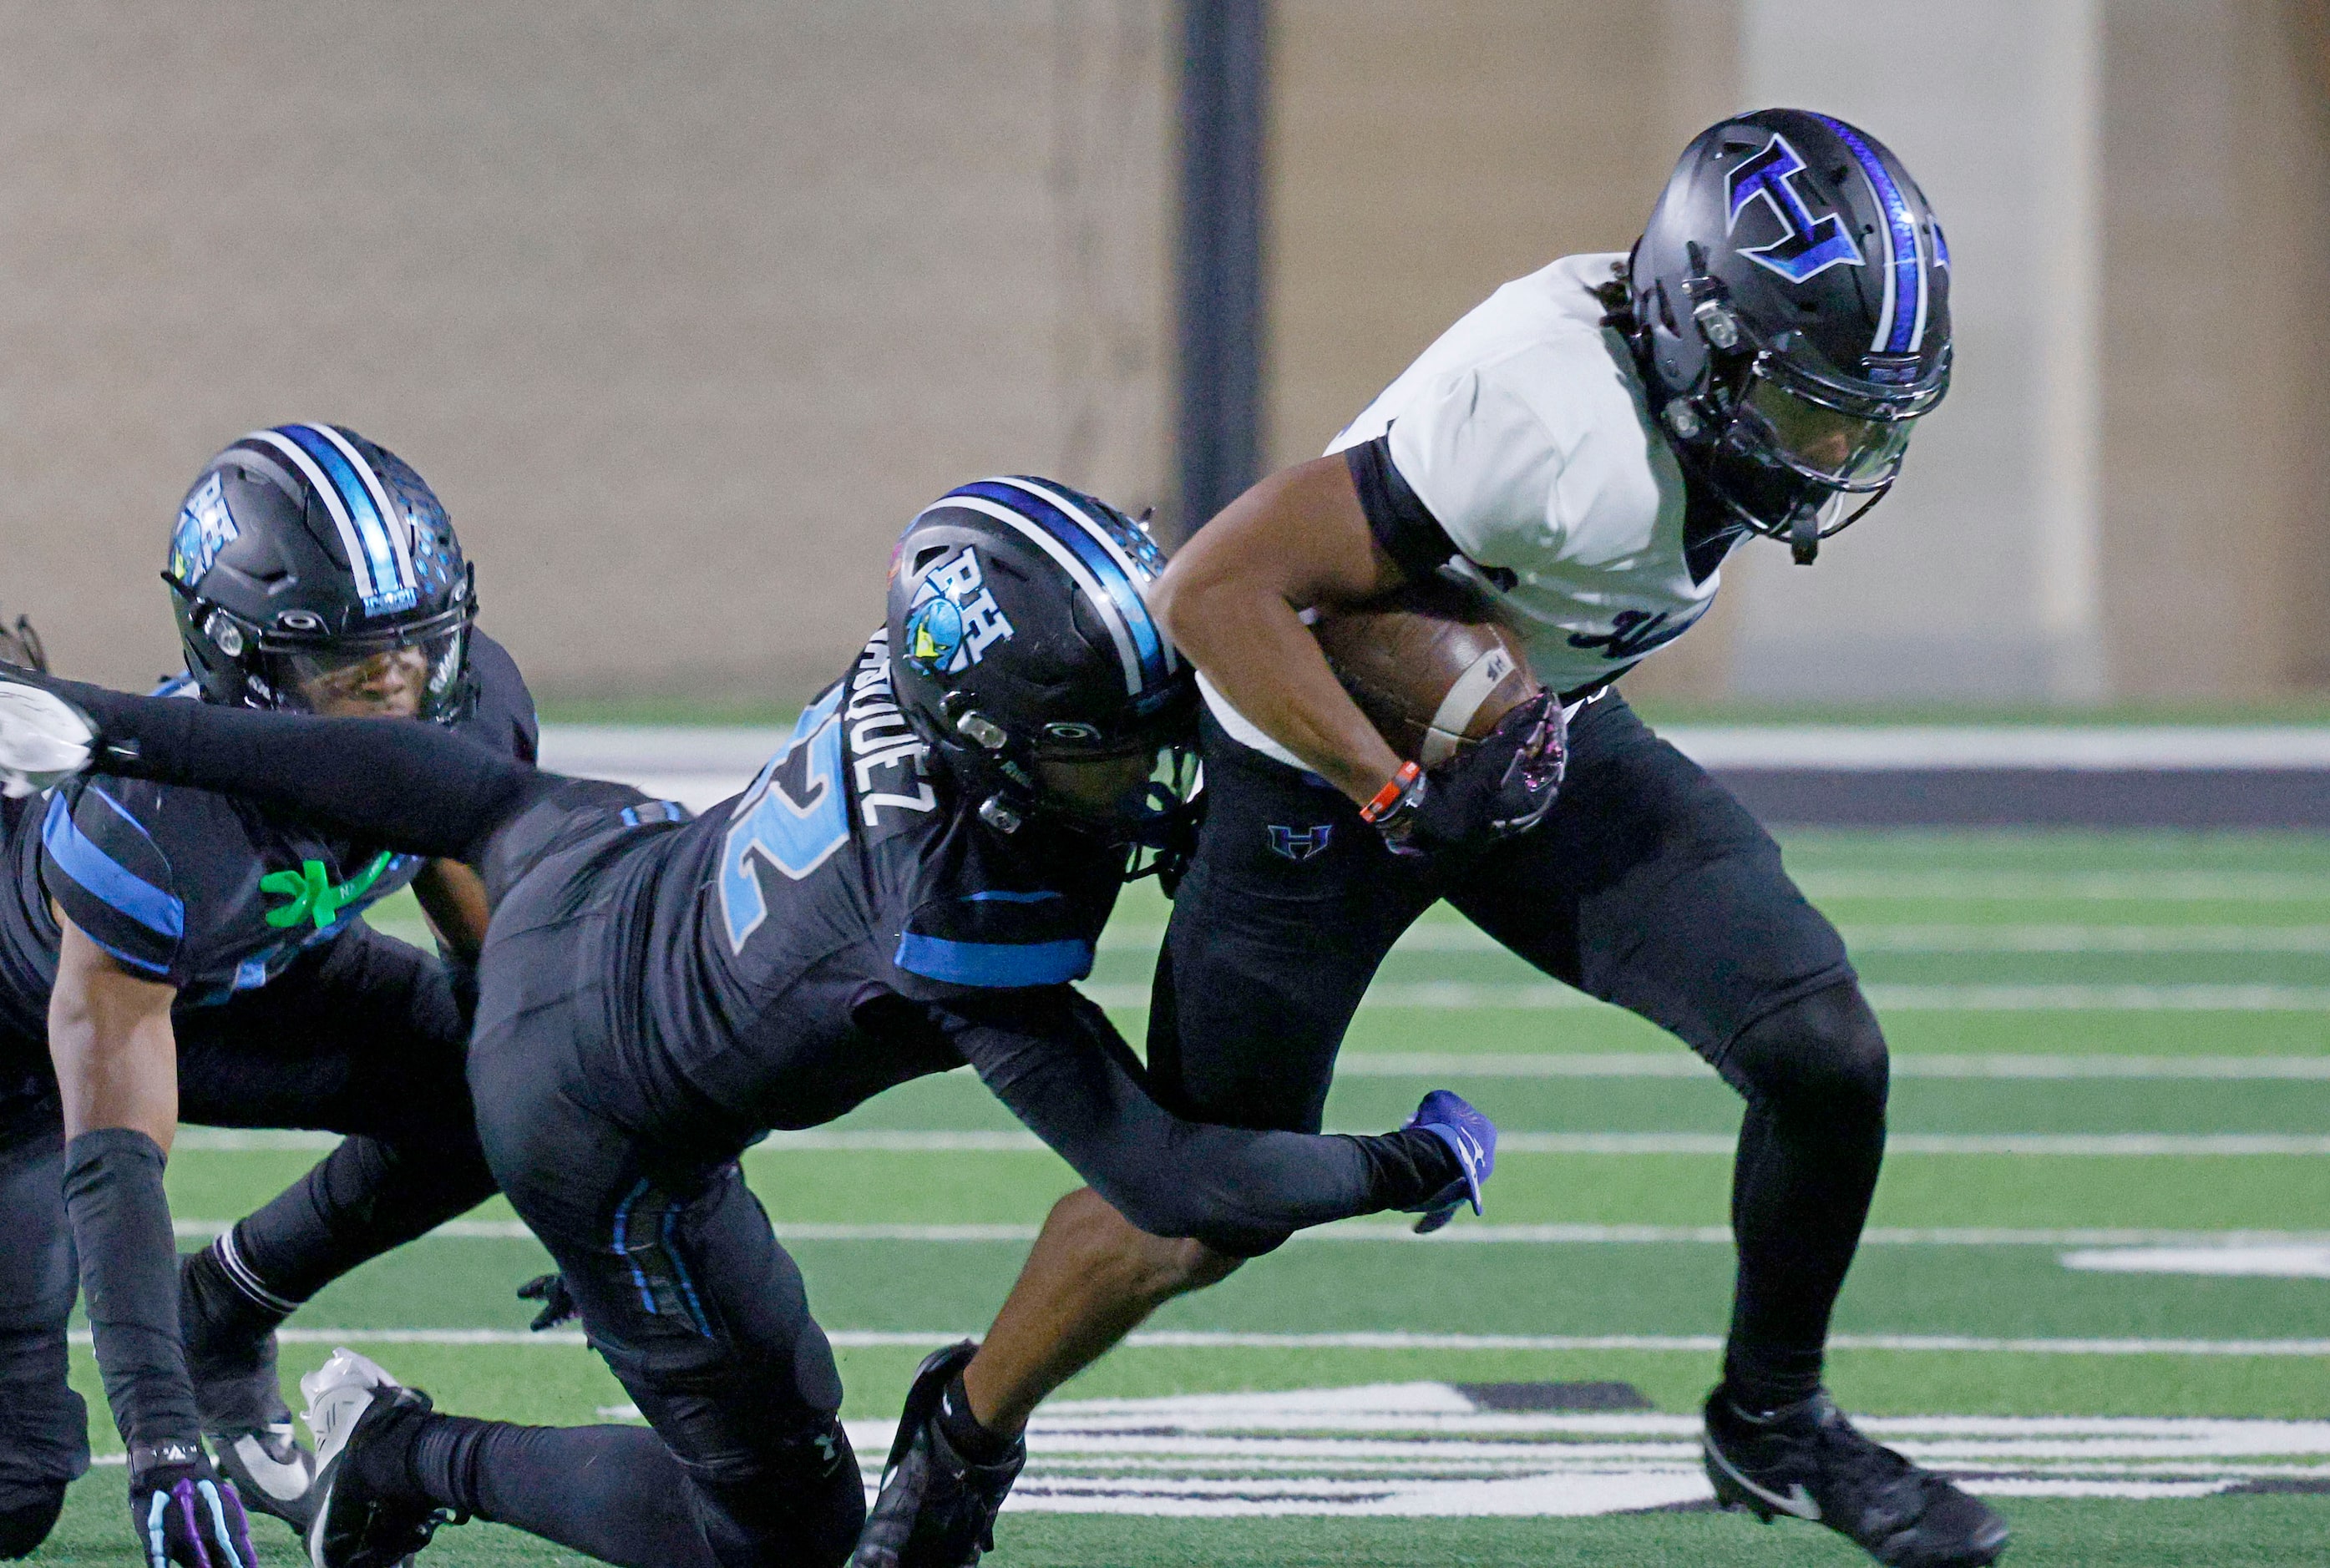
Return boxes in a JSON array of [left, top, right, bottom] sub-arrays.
[[1812, 114, 1923, 356], [950, 480, 1172, 693], [277, 424, 413, 611]]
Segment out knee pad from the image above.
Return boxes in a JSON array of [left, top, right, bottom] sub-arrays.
[[691, 1419, 864, 1568], [1722, 981, 1888, 1123], [0, 1484, 65, 1560]]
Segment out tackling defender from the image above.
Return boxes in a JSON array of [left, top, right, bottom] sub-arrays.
[[0, 426, 534, 1566], [873, 109, 2008, 1568], [0, 477, 1495, 1568]]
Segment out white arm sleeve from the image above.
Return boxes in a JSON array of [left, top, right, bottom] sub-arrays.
[[1382, 367, 1566, 569]]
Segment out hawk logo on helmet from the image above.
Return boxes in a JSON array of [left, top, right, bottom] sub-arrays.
[[1725, 134, 1864, 284], [170, 473, 240, 586], [904, 547, 1016, 677]]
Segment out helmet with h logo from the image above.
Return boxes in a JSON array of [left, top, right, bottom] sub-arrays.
[[1625, 109, 1952, 562]]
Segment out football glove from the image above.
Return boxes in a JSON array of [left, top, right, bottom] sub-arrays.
[[129, 1440, 258, 1568], [516, 1272, 578, 1333], [1361, 692, 1566, 862]]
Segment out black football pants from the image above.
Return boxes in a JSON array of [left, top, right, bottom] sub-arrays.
[[421, 823, 863, 1568], [1149, 691, 1883, 1408], [0, 925, 492, 1521]]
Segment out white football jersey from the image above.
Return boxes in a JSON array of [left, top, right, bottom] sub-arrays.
[[1203, 252, 1722, 769]]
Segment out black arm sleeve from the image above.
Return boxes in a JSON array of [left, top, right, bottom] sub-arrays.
[[940, 989, 1455, 1257], [38, 672, 550, 865], [63, 1128, 200, 1448], [1345, 434, 1460, 584]]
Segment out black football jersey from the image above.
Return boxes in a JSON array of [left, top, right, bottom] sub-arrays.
[[563, 631, 1124, 1142], [0, 631, 537, 1043]]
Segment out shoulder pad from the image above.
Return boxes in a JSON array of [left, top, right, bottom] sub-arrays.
[[40, 784, 183, 978]]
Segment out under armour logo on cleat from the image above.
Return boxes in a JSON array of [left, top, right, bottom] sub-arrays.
[[1265, 823, 1333, 861]]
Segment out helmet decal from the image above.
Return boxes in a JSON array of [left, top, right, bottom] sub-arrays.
[[945, 477, 1175, 695], [243, 424, 420, 617], [169, 471, 240, 586], [903, 546, 1016, 675], [1725, 133, 1864, 285], [1811, 113, 1930, 356]]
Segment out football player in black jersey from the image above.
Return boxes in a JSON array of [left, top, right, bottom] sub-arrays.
[[0, 476, 1497, 1568], [0, 427, 534, 1566], [889, 113, 2006, 1568]]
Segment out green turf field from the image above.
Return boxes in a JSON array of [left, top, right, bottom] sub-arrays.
[[33, 828, 2330, 1564]]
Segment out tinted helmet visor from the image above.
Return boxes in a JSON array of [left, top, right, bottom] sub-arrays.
[[1734, 369, 1917, 492], [262, 625, 468, 721]]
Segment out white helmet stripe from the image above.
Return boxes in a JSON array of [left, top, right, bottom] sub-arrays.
[[243, 429, 381, 604], [310, 423, 418, 594], [917, 493, 1144, 695], [1864, 154, 1898, 356], [988, 477, 1178, 675]]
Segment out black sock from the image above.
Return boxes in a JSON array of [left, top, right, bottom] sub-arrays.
[[230, 1135, 494, 1304], [1720, 1102, 1883, 1411], [937, 1372, 1018, 1463]]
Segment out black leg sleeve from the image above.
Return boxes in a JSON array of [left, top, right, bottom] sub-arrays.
[[404, 1417, 719, 1568], [1715, 982, 1889, 1410], [38, 673, 543, 864]]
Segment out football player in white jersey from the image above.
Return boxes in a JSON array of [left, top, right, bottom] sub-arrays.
[[856, 109, 2008, 1568]]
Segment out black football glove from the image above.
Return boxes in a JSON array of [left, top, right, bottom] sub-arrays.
[[1362, 691, 1567, 862], [517, 1272, 579, 1333], [129, 1440, 258, 1568]]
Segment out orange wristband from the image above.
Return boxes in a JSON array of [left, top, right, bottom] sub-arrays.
[[1360, 761, 1422, 824]]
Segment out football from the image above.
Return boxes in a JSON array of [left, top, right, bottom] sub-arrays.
[[1310, 579, 1539, 766]]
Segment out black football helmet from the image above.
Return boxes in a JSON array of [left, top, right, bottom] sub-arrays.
[[164, 423, 475, 721], [886, 476, 1198, 866], [1626, 108, 1952, 563]]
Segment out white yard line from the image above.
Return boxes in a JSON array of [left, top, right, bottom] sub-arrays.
[[1332, 1053, 2330, 1080], [1083, 982, 2330, 1011], [1097, 923, 2330, 954], [732, 1129, 2330, 1156], [84, 1328, 2330, 1356], [165, 1220, 2330, 1247], [170, 1126, 2330, 1156]]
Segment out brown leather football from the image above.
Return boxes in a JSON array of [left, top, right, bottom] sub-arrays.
[[1311, 579, 1538, 766]]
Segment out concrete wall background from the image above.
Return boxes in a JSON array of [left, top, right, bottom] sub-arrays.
[[1, 3, 2323, 706], [0, 3, 1172, 702]]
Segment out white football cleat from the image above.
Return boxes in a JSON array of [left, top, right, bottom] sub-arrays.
[[0, 675, 92, 797], [300, 1348, 448, 1568]]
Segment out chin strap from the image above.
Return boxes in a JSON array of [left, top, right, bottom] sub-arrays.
[[1790, 504, 1821, 565]]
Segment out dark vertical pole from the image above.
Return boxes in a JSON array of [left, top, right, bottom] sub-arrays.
[[1174, 0, 1269, 541]]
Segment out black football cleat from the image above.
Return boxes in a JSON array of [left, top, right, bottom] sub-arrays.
[[1702, 1388, 2008, 1568], [300, 1349, 456, 1568], [851, 1341, 1026, 1568], [184, 1250, 318, 1533]]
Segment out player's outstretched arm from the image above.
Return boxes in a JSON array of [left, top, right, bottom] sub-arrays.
[[1151, 454, 1411, 803], [942, 991, 1485, 1255], [0, 665, 541, 865]]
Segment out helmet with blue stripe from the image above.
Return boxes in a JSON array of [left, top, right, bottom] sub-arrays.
[[164, 424, 476, 722], [886, 476, 1199, 861], [1623, 108, 1951, 564]]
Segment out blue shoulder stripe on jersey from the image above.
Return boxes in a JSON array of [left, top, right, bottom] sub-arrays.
[[951, 479, 1171, 692], [894, 932, 1095, 989], [277, 423, 410, 608], [963, 889, 1061, 904], [42, 791, 185, 940], [1811, 114, 1922, 355], [77, 929, 172, 977]]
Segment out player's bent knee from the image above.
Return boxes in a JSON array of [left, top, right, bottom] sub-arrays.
[[0, 1483, 66, 1560], [1723, 980, 1888, 1124]]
